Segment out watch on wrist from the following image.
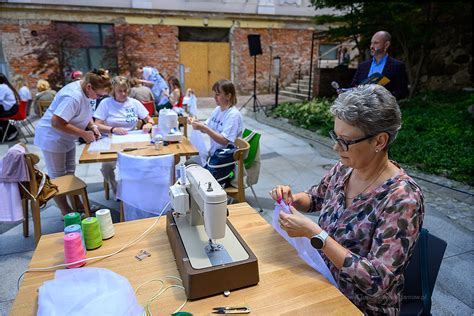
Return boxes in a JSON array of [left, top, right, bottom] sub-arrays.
[[310, 230, 329, 250]]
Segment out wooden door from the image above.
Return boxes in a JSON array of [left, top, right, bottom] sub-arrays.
[[179, 42, 230, 97]]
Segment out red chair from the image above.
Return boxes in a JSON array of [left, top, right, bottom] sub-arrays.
[[0, 100, 34, 143], [142, 100, 155, 117]]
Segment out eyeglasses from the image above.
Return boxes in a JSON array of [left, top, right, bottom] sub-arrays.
[[329, 130, 375, 152]]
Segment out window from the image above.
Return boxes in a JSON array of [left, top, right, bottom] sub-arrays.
[[319, 44, 338, 60], [60, 23, 118, 78]]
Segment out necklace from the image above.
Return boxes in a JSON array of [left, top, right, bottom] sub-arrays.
[[346, 161, 389, 199]]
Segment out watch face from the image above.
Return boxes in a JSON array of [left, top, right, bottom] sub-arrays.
[[311, 236, 323, 249]]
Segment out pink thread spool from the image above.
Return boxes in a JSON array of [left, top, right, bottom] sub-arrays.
[[64, 232, 86, 268]]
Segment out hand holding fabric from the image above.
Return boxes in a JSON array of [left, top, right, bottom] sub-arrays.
[[279, 206, 321, 238]]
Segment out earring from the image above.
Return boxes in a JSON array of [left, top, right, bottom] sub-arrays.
[[375, 148, 379, 153]]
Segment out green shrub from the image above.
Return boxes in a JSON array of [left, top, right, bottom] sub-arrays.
[[272, 92, 474, 185], [273, 98, 334, 136]]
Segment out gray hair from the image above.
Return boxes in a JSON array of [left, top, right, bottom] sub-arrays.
[[377, 30, 391, 42], [330, 84, 401, 149]]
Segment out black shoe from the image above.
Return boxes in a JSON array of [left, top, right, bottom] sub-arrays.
[[6, 130, 19, 142]]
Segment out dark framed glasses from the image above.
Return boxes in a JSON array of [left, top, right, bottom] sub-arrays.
[[329, 130, 375, 151]]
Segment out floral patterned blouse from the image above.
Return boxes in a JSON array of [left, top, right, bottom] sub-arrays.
[[306, 161, 424, 315]]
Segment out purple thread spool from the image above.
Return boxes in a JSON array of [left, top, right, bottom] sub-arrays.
[[64, 232, 86, 268]]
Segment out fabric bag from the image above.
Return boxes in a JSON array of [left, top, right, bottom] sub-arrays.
[[20, 167, 58, 208], [205, 144, 236, 187]]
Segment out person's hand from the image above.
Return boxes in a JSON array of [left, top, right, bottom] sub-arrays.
[[113, 127, 128, 135], [91, 125, 101, 140], [191, 120, 207, 133], [279, 206, 321, 238], [82, 130, 96, 143], [142, 123, 153, 134], [187, 117, 194, 125], [270, 185, 294, 205]]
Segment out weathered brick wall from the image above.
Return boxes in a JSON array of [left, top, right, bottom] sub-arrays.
[[232, 28, 316, 94], [0, 20, 53, 93], [115, 24, 179, 80]]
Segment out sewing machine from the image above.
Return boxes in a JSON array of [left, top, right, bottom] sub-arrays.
[[158, 109, 183, 142], [167, 164, 259, 300]]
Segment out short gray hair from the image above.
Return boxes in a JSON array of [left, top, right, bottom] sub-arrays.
[[330, 84, 401, 149]]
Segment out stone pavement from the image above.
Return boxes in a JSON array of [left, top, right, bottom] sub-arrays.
[[0, 94, 472, 315]]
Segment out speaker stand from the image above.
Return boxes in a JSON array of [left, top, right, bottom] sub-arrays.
[[239, 55, 267, 116]]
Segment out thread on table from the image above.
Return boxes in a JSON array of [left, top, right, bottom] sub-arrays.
[[63, 232, 86, 268], [63, 212, 81, 228], [95, 209, 115, 240], [81, 217, 103, 250], [64, 224, 86, 254]]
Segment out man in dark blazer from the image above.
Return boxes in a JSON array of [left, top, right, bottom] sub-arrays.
[[351, 31, 409, 100]]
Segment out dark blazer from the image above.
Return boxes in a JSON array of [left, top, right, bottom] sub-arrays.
[[351, 56, 409, 100]]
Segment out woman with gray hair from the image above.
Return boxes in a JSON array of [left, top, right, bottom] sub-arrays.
[[270, 84, 424, 315]]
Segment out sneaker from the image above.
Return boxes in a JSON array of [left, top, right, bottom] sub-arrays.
[[6, 130, 19, 142]]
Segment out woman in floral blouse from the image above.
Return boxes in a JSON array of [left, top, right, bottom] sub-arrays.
[[271, 84, 424, 315]]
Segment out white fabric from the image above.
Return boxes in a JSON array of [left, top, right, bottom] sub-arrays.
[[117, 153, 174, 221], [94, 97, 149, 132], [189, 129, 208, 166], [185, 95, 198, 118], [0, 159, 23, 223], [34, 81, 94, 153], [19, 86, 32, 101], [205, 106, 243, 155], [0, 83, 16, 111], [271, 201, 337, 287], [37, 267, 144, 316]]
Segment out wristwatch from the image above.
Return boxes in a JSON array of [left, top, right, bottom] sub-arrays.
[[310, 230, 329, 250]]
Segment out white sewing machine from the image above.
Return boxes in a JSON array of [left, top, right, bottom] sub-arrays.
[[167, 164, 259, 300], [158, 109, 183, 142]]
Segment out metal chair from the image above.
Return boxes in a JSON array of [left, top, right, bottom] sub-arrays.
[[0, 100, 35, 143], [401, 228, 447, 315], [37, 99, 52, 117]]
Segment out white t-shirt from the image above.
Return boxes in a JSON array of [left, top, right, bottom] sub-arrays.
[[94, 97, 149, 131], [18, 86, 32, 101], [34, 81, 94, 153], [0, 84, 16, 111], [206, 106, 243, 155]]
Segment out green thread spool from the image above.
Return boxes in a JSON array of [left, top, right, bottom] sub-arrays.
[[81, 217, 103, 250], [64, 212, 81, 228]]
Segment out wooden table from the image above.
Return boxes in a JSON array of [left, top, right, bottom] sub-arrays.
[[10, 203, 361, 315], [79, 138, 198, 164]]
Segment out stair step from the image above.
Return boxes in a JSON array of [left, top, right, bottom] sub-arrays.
[[290, 81, 310, 87], [286, 86, 310, 94], [280, 90, 309, 100]]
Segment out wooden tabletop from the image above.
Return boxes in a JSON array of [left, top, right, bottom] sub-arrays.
[[10, 203, 361, 315], [79, 138, 198, 164]]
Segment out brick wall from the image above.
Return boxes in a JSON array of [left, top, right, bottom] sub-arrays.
[[115, 24, 180, 80], [232, 28, 316, 94]]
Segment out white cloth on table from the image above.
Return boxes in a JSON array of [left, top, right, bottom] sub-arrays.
[[271, 201, 337, 287], [34, 81, 94, 153], [117, 152, 174, 221], [37, 267, 144, 316], [205, 106, 243, 155], [0, 144, 28, 222]]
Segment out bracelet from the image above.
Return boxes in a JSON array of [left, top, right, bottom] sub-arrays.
[[110, 127, 115, 134]]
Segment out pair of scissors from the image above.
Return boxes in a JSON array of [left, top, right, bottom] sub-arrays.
[[212, 306, 251, 314]]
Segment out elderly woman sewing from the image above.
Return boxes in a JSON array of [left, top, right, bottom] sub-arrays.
[[270, 84, 424, 315]]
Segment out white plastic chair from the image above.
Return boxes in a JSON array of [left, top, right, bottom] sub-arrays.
[[116, 152, 178, 221]]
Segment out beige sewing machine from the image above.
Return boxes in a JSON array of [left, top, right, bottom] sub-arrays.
[[167, 164, 259, 300]]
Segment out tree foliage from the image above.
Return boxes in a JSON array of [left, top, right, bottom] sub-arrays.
[[28, 23, 92, 89], [311, 1, 472, 97]]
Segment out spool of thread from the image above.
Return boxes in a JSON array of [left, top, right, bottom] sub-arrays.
[[64, 212, 81, 228], [81, 217, 103, 250], [64, 224, 86, 254], [63, 232, 86, 268], [95, 209, 115, 240]]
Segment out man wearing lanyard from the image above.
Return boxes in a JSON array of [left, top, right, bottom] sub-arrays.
[[351, 31, 409, 100]]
